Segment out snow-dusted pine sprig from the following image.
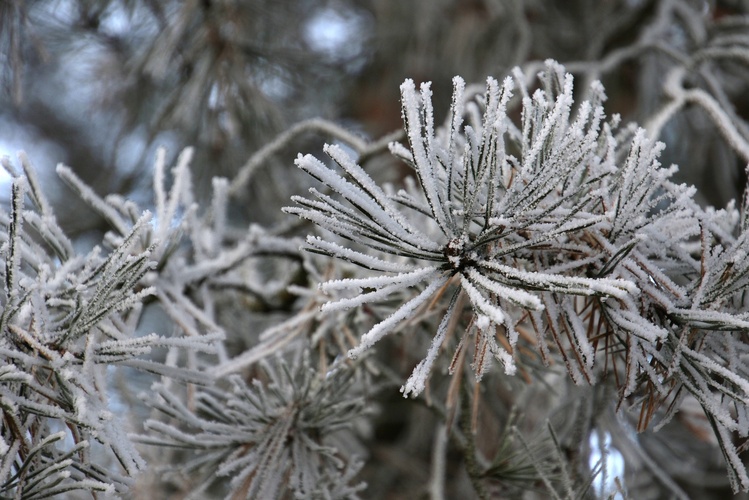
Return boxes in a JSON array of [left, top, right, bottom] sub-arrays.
[[137, 351, 366, 499], [0, 177, 159, 495], [285, 61, 651, 394], [286, 60, 749, 491], [0, 152, 227, 496]]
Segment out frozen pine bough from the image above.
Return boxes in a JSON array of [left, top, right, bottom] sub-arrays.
[[0, 150, 234, 497], [3, 57, 749, 498], [137, 352, 367, 499], [286, 60, 749, 492], [0, 143, 371, 498]]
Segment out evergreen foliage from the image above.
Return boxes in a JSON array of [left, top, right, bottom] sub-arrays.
[[2, 1, 749, 499]]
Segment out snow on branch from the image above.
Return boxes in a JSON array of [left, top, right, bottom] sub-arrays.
[[0, 149, 243, 495], [137, 354, 366, 499], [287, 60, 749, 490]]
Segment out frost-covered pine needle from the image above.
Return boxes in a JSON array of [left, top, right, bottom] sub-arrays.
[[287, 60, 749, 490]]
